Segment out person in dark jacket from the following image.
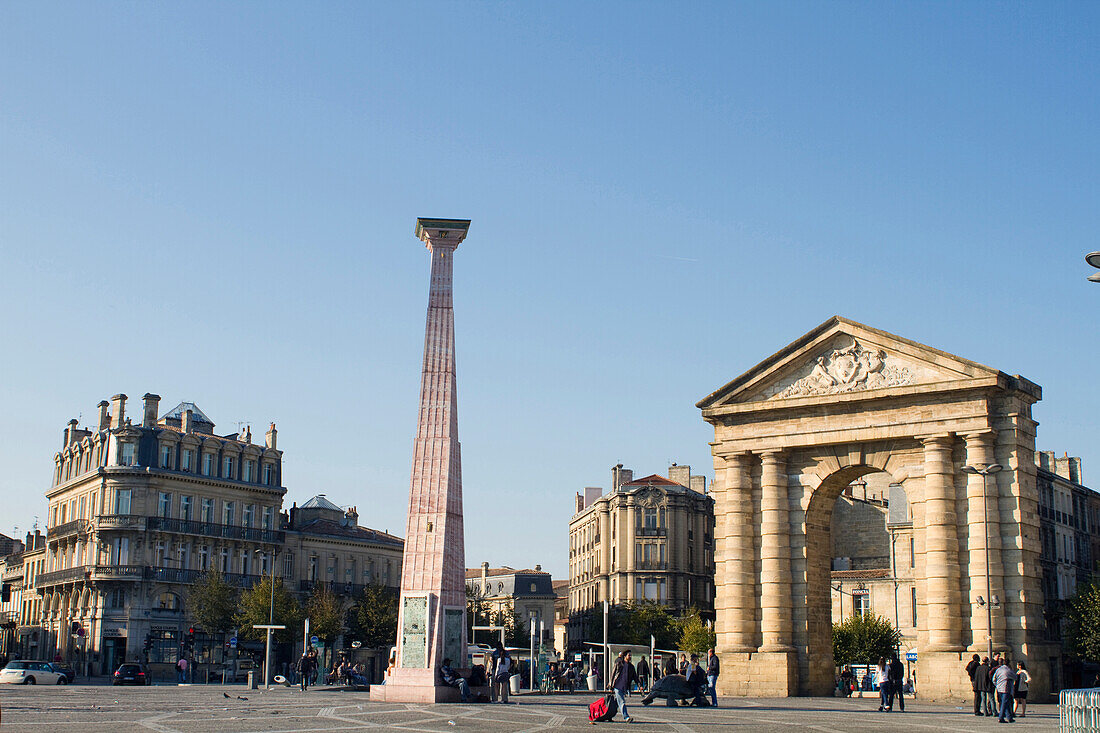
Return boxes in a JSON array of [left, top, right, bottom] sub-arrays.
[[706, 648, 721, 707], [662, 654, 677, 678], [885, 654, 905, 711], [977, 657, 993, 715], [636, 655, 650, 693], [608, 651, 640, 723], [965, 654, 982, 716]]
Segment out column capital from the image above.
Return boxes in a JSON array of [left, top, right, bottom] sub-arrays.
[[759, 449, 787, 463], [919, 434, 954, 449], [961, 429, 997, 444], [721, 451, 753, 467]]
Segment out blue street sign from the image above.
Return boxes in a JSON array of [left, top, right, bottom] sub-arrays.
[[310, 635, 320, 647], [229, 637, 238, 649], [905, 652, 917, 662]]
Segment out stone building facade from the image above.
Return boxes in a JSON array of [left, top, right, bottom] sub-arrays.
[[699, 317, 1053, 701], [2, 392, 405, 677], [465, 563, 556, 646], [567, 464, 715, 648]]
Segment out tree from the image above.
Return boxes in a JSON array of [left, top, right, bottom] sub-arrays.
[[487, 600, 527, 647], [307, 584, 348, 648], [676, 609, 716, 654], [608, 602, 678, 649], [1065, 580, 1100, 661], [832, 613, 901, 667], [188, 570, 239, 635], [348, 583, 399, 649], [466, 585, 492, 640], [236, 576, 303, 645]]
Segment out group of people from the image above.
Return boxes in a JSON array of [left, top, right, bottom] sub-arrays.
[[594, 649, 721, 723], [294, 649, 319, 691], [836, 655, 911, 710], [966, 653, 1030, 723], [438, 640, 514, 704]]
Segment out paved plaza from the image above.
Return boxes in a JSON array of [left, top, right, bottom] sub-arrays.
[[0, 684, 1059, 732]]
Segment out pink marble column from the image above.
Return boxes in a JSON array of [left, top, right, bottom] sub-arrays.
[[387, 219, 471, 698]]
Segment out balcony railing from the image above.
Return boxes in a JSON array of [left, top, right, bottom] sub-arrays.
[[35, 564, 262, 588], [146, 567, 262, 588], [145, 516, 284, 544], [47, 519, 91, 541], [36, 566, 90, 586], [637, 527, 666, 537], [96, 514, 146, 530], [299, 579, 368, 596], [635, 561, 668, 571]]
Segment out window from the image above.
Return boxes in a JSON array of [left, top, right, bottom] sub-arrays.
[[114, 489, 131, 515], [243, 504, 254, 528], [243, 460, 255, 482], [220, 548, 229, 573], [644, 507, 657, 529], [202, 453, 213, 476], [309, 557, 318, 581], [77, 496, 86, 519], [911, 587, 918, 626], [200, 498, 214, 523], [120, 442, 135, 466], [853, 591, 870, 618], [155, 541, 166, 567], [223, 456, 235, 479], [158, 492, 172, 518], [181, 449, 193, 472], [198, 545, 210, 571], [108, 588, 126, 609], [180, 496, 193, 521], [262, 507, 274, 531], [910, 537, 915, 568], [240, 552, 250, 576], [112, 537, 129, 565], [222, 502, 235, 526], [283, 553, 293, 579], [157, 592, 180, 611], [262, 463, 273, 485], [160, 445, 172, 469]]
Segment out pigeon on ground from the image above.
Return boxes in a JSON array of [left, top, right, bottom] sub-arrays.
[[237, 696, 248, 700], [223, 692, 231, 698]]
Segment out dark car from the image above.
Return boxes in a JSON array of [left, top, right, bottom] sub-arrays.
[[112, 663, 151, 686], [50, 663, 76, 683]]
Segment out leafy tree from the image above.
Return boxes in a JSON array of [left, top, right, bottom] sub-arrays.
[[188, 570, 239, 635], [307, 584, 348, 648], [236, 576, 303, 645], [1065, 580, 1100, 661], [606, 602, 679, 648], [487, 600, 527, 647], [466, 585, 492, 639], [676, 609, 716, 654], [832, 613, 901, 666], [348, 583, 399, 649]]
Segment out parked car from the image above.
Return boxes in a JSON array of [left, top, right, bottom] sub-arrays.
[[50, 663, 76, 683], [0, 660, 68, 685], [112, 662, 151, 686]]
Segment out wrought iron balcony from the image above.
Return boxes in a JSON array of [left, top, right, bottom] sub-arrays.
[[298, 579, 367, 596], [146, 567, 262, 588], [95, 514, 146, 531], [635, 561, 668, 571], [47, 519, 91, 541], [636, 527, 666, 538], [36, 566, 90, 586], [145, 516, 284, 544]]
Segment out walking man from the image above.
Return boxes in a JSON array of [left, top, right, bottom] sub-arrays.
[[993, 659, 1017, 723], [706, 648, 720, 708], [609, 650, 639, 723], [636, 655, 650, 693], [966, 654, 982, 715], [886, 654, 905, 711], [978, 657, 994, 715]]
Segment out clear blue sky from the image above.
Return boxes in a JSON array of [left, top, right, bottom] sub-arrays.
[[2, 2, 1097, 579]]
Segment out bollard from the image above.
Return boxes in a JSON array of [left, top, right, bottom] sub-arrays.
[[247, 670, 257, 690]]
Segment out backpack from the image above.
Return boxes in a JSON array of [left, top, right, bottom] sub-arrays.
[[588, 693, 618, 722]]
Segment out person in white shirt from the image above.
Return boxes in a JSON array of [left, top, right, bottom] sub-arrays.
[[1014, 661, 1031, 718]]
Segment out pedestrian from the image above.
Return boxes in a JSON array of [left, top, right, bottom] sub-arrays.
[[686, 654, 708, 705], [978, 657, 994, 715], [966, 654, 982, 715], [176, 656, 188, 684], [490, 640, 511, 704], [1014, 662, 1030, 718], [990, 655, 1003, 711], [886, 654, 905, 712], [706, 648, 720, 708], [993, 658, 1016, 723], [678, 653, 688, 676], [295, 652, 311, 692], [608, 650, 639, 723], [840, 666, 854, 697], [875, 657, 889, 711], [636, 655, 649, 693]]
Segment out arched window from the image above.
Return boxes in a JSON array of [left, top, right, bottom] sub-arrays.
[[157, 592, 181, 611]]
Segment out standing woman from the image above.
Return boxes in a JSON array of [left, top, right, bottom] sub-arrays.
[[1014, 661, 1030, 718], [875, 657, 889, 712], [491, 640, 511, 704]]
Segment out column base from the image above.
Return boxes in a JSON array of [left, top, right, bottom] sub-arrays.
[[916, 651, 972, 702], [716, 650, 797, 697], [369, 668, 482, 704]]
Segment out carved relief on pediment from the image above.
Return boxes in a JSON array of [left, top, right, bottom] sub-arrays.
[[766, 340, 915, 400]]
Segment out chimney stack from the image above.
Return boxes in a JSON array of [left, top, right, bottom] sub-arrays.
[[97, 401, 110, 431], [64, 418, 78, 448], [182, 409, 193, 434], [142, 393, 160, 428], [534, 564, 542, 572], [668, 463, 691, 488], [481, 561, 489, 585], [575, 492, 585, 513], [110, 394, 127, 429], [265, 423, 277, 450]]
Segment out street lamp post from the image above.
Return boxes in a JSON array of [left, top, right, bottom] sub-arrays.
[[1087, 252, 1100, 283], [962, 463, 1003, 661]]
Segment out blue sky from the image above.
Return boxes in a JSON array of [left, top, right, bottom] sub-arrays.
[[1, 2, 1097, 579]]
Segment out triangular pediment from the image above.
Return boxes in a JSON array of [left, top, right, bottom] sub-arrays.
[[698, 316, 1003, 409]]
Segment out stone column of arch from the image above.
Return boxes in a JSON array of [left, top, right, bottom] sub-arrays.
[[921, 435, 965, 651], [964, 430, 1004, 653], [759, 450, 794, 652], [715, 452, 756, 652]]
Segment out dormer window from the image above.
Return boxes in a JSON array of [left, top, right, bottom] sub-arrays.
[[160, 445, 172, 469], [120, 442, 135, 466]]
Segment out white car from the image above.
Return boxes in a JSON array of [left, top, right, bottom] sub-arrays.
[[0, 660, 67, 685]]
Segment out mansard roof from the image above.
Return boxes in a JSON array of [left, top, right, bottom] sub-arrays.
[[160, 401, 215, 425], [621, 474, 683, 487], [300, 495, 343, 512], [291, 518, 404, 547]]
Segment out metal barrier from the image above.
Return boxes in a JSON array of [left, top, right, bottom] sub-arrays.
[[1060, 688, 1100, 733]]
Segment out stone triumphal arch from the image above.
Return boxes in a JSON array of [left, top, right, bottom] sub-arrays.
[[698, 317, 1053, 701]]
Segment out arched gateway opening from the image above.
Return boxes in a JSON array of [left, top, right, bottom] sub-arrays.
[[698, 317, 1053, 701]]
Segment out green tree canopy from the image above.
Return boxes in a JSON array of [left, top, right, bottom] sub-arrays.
[[306, 584, 348, 647], [187, 570, 239, 635], [676, 609, 717, 654], [236, 576, 303, 645], [348, 583, 399, 650], [466, 585, 492, 639], [1065, 580, 1100, 662], [608, 602, 679, 649], [832, 613, 901, 666]]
